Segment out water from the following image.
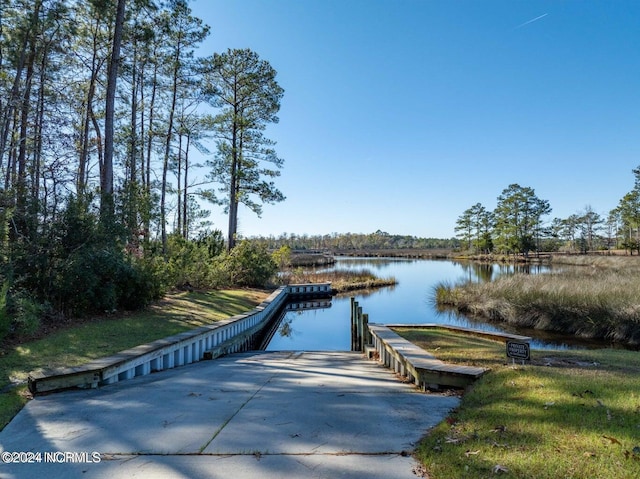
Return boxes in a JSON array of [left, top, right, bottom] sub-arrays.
[[266, 257, 613, 352]]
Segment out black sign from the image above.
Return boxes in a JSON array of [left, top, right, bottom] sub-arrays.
[[506, 341, 530, 361]]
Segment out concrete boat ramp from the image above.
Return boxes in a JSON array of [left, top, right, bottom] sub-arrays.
[[0, 351, 459, 479]]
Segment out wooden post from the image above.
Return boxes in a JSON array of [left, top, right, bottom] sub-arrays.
[[362, 313, 369, 347], [356, 306, 363, 351], [350, 297, 356, 351]]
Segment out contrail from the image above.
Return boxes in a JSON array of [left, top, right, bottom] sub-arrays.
[[515, 13, 548, 29]]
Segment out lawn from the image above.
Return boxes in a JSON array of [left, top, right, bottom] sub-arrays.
[[0, 289, 268, 430], [396, 328, 640, 479]]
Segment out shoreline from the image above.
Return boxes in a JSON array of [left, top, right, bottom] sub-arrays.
[[434, 262, 640, 348]]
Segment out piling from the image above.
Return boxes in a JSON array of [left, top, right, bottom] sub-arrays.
[[350, 297, 366, 352]]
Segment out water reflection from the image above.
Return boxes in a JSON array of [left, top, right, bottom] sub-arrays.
[[454, 260, 552, 283], [265, 257, 611, 352], [278, 317, 294, 338]]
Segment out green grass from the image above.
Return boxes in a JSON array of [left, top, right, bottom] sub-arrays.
[[0, 289, 268, 430], [396, 328, 640, 479]]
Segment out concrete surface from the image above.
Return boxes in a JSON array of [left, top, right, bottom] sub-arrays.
[[0, 351, 459, 478]]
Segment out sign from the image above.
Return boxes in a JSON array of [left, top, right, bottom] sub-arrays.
[[506, 341, 530, 361]]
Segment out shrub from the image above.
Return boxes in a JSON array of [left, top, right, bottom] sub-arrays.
[[164, 233, 219, 289], [0, 281, 10, 341], [221, 240, 277, 288], [272, 245, 292, 270], [11, 292, 44, 337]]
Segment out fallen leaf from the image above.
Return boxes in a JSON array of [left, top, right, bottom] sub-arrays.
[[583, 451, 596, 458], [465, 450, 480, 457], [544, 401, 555, 409], [491, 425, 507, 433], [603, 435, 622, 446], [492, 464, 509, 474]]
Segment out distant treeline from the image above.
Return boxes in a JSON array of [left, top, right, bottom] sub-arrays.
[[251, 230, 460, 251]]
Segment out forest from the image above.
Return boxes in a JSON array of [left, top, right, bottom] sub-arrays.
[[0, 0, 285, 340], [454, 170, 640, 257], [252, 231, 458, 252]]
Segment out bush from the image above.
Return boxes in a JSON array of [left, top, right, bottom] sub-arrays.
[[52, 245, 164, 316], [0, 281, 10, 341], [272, 245, 292, 270], [114, 256, 166, 310], [0, 283, 45, 340], [164, 234, 217, 289], [11, 292, 44, 337], [221, 240, 277, 288]]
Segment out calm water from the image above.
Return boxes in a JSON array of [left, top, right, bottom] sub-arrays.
[[266, 257, 607, 351]]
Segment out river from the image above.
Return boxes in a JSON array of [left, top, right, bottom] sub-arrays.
[[266, 257, 610, 352]]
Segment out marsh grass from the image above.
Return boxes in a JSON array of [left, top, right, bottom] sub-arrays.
[[551, 253, 640, 269], [280, 268, 397, 293], [435, 265, 640, 345], [0, 289, 267, 430], [397, 328, 640, 479]]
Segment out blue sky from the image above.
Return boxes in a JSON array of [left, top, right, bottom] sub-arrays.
[[189, 0, 640, 239]]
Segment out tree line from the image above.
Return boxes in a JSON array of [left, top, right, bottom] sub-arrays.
[[0, 0, 285, 339], [455, 167, 640, 256], [252, 231, 459, 252]]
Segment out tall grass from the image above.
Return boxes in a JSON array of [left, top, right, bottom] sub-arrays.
[[279, 268, 396, 293], [435, 266, 640, 345], [550, 253, 640, 269]]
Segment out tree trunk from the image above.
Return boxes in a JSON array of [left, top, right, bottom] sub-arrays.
[[176, 132, 182, 234], [102, 0, 126, 224], [16, 34, 36, 215], [78, 19, 102, 198], [227, 88, 239, 251], [161, 49, 180, 254], [182, 133, 190, 238]]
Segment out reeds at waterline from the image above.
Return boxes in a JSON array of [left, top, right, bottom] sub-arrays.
[[435, 265, 640, 345], [279, 268, 397, 293]]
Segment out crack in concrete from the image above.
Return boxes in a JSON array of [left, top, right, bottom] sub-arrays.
[[197, 372, 278, 453], [195, 353, 310, 453], [102, 451, 413, 458]]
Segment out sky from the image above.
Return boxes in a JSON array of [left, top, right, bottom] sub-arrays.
[[188, 0, 640, 239]]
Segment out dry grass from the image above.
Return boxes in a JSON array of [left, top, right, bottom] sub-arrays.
[[550, 253, 640, 269], [435, 261, 640, 345], [279, 268, 397, 293]]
